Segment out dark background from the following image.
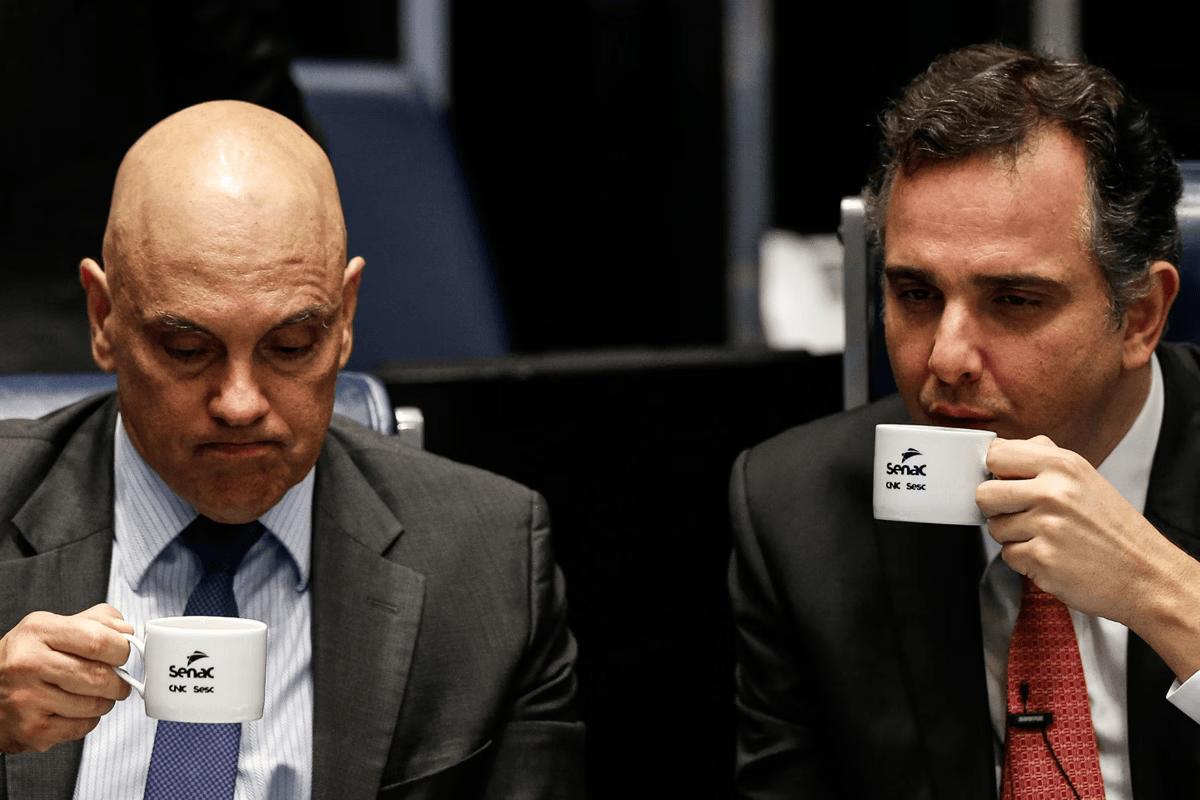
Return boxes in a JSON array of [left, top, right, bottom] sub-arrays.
[[286, 1, 1200, 350], [8, 2, 1200, 362]]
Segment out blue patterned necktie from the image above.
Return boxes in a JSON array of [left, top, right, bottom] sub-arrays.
[[143, 516, 264, 800]]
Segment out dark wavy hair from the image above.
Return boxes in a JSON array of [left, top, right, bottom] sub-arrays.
[[864, 43, 1181, 322]]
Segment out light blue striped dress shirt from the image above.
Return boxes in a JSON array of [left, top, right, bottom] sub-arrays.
[[73, 415, 314, 800]]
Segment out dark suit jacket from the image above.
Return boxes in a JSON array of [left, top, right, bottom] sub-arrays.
[[0, 396, 584, 799], [729, 341, 1200, 799]]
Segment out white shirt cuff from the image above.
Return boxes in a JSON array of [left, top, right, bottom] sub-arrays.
[[1166, 669, 1200, 723]]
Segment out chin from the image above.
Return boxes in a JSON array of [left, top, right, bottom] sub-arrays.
[[190, 484, 289, 524], [193, 503, 271, 525]]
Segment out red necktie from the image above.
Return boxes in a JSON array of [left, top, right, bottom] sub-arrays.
[[1000, 577, 1106, 799]]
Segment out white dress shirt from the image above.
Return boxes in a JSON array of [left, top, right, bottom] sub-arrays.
[[979, 354, 1200, 798], [73, 415, 314, 800]]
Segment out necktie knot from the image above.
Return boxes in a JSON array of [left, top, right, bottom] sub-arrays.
[[180, 516, 264, 576]]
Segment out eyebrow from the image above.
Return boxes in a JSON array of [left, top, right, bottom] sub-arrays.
[[152, 303, 335, 335], [883, 265, 1068, 293]]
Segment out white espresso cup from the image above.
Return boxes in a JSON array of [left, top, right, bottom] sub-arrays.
[[114, 616, 267, 723], [873, 423, 997, 525]]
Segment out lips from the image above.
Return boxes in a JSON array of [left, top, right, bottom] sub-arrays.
[[198, 441, 280, 457], [925, 403, 996, 427]]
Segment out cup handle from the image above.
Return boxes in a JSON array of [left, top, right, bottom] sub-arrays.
[[112, 633, 146, 696]]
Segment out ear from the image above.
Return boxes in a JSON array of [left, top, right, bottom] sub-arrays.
[[337, 256, 365, 369], [1122, 260, 1180, 369], [79, 258, 117, 371]]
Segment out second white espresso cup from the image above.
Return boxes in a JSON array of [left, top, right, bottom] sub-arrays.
[[114, 616, 267, 723], [872, 423, 997, 525]]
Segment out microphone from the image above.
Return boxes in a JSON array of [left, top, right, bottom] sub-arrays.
[[1003, 682, 1082, 800], [1007, 711, 1053, 730], [1008, 685, 1053, 729]]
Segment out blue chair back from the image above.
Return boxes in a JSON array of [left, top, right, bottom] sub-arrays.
[[1166, 161, 1200, 344], [0, 371, 396, 435], [292, 60, 508, 368]]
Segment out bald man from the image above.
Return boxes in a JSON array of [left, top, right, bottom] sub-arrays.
[[0, 101, 583, 799]]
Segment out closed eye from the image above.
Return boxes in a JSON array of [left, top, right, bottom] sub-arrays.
[[993, 293, 1041, 308], [270, 344, 314, 359], [166, 346, 210, 361], [162, 335, 216, 362], [898, 287, 938, 301], [262, 324, 323, 363]]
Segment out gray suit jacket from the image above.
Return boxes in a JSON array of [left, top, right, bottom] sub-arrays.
[[0, 396, 584, 799], [730, 341, 1200, 799]]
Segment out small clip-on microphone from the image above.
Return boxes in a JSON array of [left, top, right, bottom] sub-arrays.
[[1007, 681, 1053, 730]]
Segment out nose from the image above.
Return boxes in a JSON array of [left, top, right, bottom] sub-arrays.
[[208, 359, 270, 427], [926, 302, 983, 386]]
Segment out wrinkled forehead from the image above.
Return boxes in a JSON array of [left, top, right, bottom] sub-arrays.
[[104, 103, 346, 295], [107, 186, 346, 310]]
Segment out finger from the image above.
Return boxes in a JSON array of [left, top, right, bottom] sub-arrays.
[[984, 513, 1034, 545], [14, 713, 102, 753], [976, 477, 1040, 517], [40, 650, 132, 701], [986, 437, 1069, 479], [990, 434, 1058, 449], [77, 604, 134, 634], [33, 681, 117, 720], [35, 616, 131, 666], [999, 540, 1049, 587]]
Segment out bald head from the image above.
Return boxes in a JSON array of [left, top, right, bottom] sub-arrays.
[[79, 101, 364, 523], [103, 100, 346, 296]]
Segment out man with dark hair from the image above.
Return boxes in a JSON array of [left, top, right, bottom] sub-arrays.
[[730, 44, 1200, 798]]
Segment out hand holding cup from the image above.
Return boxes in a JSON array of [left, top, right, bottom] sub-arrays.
[[0, 604, 133, 753]]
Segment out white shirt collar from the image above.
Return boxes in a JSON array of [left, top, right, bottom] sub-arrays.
[[113, 413, 314, 591], [1094, 353, 1164, 515]]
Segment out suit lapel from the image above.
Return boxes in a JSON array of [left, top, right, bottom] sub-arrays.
[[2, 399, 116, 800], [1130, 507, 1200, 800], [876, 519, 996, 799], [1127, 344, 1200, 799], [310, 436, 424, 799]]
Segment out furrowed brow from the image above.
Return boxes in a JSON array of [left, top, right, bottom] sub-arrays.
[[973, 274, 1067, 292], [149, 304, 337, 334], [882, 266, 934, 283], [275, 304, 334, 329], [154, 313, 208, 334]]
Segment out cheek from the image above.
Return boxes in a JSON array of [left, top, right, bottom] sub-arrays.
[[119, 372, 182, 432], [883, 324, 930, 386], [986, 329, 1112, 413], [275, 383, 336, 444]]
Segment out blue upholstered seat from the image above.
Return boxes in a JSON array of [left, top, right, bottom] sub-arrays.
[[0, 371, 396, 436], [292, 60, 507, 368], [1167, 161, 1200, 345]]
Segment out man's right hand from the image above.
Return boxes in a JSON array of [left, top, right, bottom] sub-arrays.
[[0, 604, 133, 753]]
